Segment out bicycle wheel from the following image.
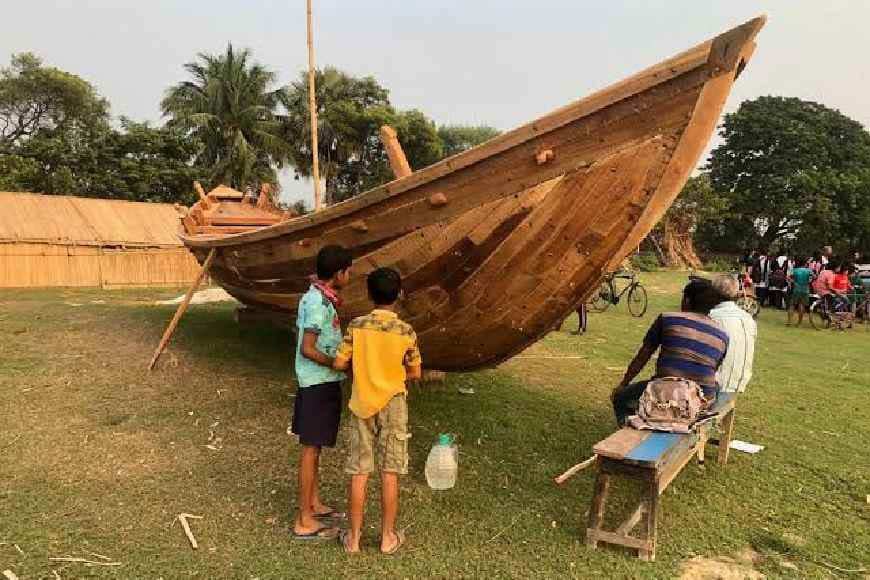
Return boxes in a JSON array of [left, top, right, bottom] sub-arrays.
[[808, 300, 830, 330], [736, 296, 760, 318], [627, 284, 648, 317], [589, 282, 612, 312]]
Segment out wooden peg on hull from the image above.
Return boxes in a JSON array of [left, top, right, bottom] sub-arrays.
[[428, 192, 449, 207], [351, 220, 369, 233], [535, 149, 555, 165], [379, 125, 413, 179]]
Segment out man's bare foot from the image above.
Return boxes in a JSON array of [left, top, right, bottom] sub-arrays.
[[380, 530, 405, 555]]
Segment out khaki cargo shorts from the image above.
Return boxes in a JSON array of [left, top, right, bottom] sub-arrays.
[[345, 394, 410, 475]]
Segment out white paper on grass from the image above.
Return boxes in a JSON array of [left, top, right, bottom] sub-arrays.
[[729, 440, 764, 454]]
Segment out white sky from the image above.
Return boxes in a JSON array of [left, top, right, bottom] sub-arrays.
[[3, 1, 868, 203]]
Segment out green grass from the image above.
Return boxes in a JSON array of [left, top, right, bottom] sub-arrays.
[[1, 272, 868, 579]]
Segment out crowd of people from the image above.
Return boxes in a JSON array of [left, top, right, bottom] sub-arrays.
[[740, 246, 867, 326]]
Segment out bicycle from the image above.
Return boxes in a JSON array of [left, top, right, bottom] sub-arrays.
[[735, 278, 760, 318], [589, 270, 648, 317], [808, 293, 852, 330]]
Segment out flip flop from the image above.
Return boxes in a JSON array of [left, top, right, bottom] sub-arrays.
[[293, 525, 339, 541], [315, 510, 347, 521], [381, 530, 406, 555]]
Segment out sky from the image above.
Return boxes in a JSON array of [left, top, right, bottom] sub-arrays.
[[3, 1, 869, 203]]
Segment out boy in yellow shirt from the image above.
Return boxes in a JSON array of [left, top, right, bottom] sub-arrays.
[[333, 267, 422, 554]]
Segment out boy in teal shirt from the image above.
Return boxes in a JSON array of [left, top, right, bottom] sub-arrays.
[[291, 245, 352, 540]]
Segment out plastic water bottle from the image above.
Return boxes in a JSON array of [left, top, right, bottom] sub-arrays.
[[425, 434, 458, 490]]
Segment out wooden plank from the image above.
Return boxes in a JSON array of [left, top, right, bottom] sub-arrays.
[[593, 429, 650, 460], [656, 435, 700, 493], [616, 503, 646, 536], [206, 216, 281, 226], [585, 529, 650, 551], [717, 408, 736, 466]]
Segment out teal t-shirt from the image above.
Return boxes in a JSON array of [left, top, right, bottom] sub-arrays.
[[295, 285, 346, 388], [792, 267, 813, 293]]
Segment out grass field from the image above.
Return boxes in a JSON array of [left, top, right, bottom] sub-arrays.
[[1, 271, 868, 579]]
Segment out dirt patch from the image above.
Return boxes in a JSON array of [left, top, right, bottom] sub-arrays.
[[679, 548, 765, 579], [156, 288, 235, 305]]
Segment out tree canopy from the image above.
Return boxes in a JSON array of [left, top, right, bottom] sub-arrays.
[[0, 53, 203, 202], [0, 51, 505, 208], [0, 53, 108, 149], [161, 44, 290, 192], [438, 125, 501, 158], [282, 68, 488, 204], [708, 96, 870, 254]]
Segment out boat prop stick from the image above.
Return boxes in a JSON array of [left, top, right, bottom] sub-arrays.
[[554, 455, 597, 485], [147, 248, 217, 371], [307, 0, 322, 211]]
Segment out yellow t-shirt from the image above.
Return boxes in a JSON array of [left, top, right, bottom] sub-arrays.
[[335, 309, 422, 419]]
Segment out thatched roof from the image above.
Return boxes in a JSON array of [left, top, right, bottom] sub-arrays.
[[0, 192, 182, 248]]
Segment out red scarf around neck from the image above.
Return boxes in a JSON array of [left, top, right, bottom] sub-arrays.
[[311, 278, 342, 308]]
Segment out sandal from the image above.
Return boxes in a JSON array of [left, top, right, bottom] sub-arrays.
[[293, 525, 339, 541], [315, 509, 347, 521], [381, 530, 406, 555]]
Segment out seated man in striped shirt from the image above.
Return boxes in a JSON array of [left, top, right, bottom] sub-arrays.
[[709, 275, 757, 393], [611, 279, 728, 426]]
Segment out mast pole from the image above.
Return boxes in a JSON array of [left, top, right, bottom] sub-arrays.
[[306, 0, 322, 211]]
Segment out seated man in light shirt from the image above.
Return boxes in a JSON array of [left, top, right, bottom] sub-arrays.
[[709, 275, 758, 393]]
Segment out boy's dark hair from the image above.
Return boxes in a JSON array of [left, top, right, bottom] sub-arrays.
[[316, 245, 352, 280], [682, 278, 719, 314], [367, 267, 401, 305]]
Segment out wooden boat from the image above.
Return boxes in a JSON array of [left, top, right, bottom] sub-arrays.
[[178, 17, 765, 371]]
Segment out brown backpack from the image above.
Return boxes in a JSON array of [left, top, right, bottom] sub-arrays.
[[628, 377, 712, 433]]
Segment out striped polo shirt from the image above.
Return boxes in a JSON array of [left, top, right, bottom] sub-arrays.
[[643, 312, 729, 388]]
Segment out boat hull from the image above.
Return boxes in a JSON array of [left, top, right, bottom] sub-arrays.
[[180, 18, 765, 371]]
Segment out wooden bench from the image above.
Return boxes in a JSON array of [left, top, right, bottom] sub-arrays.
[[585, 393, 736, 561]]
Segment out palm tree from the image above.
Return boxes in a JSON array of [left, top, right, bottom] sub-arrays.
[[161, 44, 290, 191], [281, 67, 392, 204]]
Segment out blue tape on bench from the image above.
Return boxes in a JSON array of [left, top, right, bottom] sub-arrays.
[[625, 432, 683, 464]]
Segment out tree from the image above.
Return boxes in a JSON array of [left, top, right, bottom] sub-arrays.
[[437, 125, 501, 158], [708, 96, 870, 254], [648, 174, 730, 268], [0, 53, 108, 150], [2, 118, 204, 203], [161, 44, 290, 192], [282, 68, 446, 204], [282, 67, 391, 203]]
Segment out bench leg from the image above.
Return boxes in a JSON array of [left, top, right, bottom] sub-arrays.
[[717, 409, 735, 466], [639, 478, 659, 561], [585, 471, 611, 549]]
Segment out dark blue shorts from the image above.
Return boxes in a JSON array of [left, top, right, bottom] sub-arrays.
[[291, 381, 342, 447]]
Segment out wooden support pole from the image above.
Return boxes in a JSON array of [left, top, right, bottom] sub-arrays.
[[147, 248, 217, 371], [379, 125, 413, 179], [307, 0, 322, 211], [554, 454, 598, 485]]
